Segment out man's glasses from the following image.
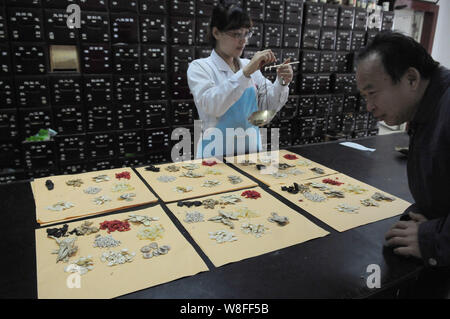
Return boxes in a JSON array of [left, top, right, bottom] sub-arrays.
[[224, 30, 253, 40]]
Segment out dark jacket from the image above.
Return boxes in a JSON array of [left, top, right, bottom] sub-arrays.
[[405, 66, 450, 267]]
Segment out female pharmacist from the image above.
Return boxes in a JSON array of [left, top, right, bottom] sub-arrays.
[[187, 0, 293, 158]]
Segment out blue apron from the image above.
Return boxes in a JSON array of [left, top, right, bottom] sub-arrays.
[[197, 87, 261, 158]]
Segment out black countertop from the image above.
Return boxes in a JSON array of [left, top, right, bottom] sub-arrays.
[[0, 132, 423, 299]]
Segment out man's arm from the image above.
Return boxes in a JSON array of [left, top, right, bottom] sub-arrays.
[[418, 88, 450, 267], [417, 217, 450, 267], [387, 87, 450, 266]]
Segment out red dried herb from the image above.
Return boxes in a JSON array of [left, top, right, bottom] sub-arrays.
[[283, 154, 298, 160], [322, 178, 344, 186], [99, 220, 130, 233], [202, 160, 217, 166], [241, 190, 261, 199], [115, 171, 131, 180]]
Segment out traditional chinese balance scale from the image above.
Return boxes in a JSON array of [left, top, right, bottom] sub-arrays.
[[247, 60, 300, 127]]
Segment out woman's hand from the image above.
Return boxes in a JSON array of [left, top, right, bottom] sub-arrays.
[[243, 49, 276, 78], [277, 58, 294, 86]]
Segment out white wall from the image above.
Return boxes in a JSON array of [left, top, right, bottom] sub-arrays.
[[432, 0, 450, 68]]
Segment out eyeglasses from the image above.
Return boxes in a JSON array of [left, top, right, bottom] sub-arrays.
[[224, 30, 253, 40]]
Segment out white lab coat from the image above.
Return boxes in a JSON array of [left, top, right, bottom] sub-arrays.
[[187, 49, 290, 154]]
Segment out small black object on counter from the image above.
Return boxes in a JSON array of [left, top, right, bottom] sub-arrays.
[[177, 200, 203, 208], [145, 165, 160, 172], [46, 224, 69, 238], [281, 182, 301, 194], [45, 180, 54, 191]]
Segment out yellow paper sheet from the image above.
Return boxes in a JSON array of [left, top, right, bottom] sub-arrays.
[[166, 187, 329, 267], [135, 158, 258, 203], [225, 149, 337, 187], [32, 168, 158, 225], [270, 173, 411, 232], [35, 206, 209, 299]]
